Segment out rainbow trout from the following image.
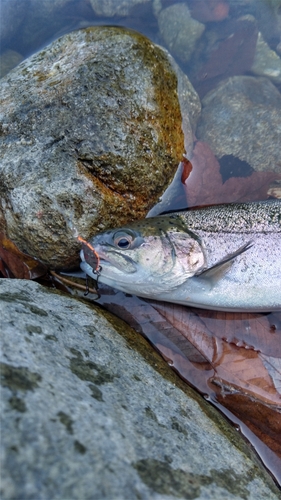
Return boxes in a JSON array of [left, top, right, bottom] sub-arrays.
[[80, 200, 281, 312]]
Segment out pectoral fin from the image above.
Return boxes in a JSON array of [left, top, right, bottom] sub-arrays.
[[196, 241, 253, 286]]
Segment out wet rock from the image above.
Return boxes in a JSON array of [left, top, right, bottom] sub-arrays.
[[196, 75, 281, 174], [0, 26, 198, 268], [251, 32, 281, 84], [0, 279, 279, 500], [255, 0, 281, 48], [89, 0, 151, 17], [156, 3, 205, 63], [164, 49, 201, 156]]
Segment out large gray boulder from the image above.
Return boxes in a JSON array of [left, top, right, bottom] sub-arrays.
[[0, 279, 279, 499], [196, 76, 281, 174], [0, 26, 199, 269]]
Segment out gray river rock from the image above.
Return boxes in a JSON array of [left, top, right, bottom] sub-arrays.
[[0, 279, 280, 500], [196, 75, 281, 174], [251, 32, 281, 84], [0, 26, 200, 269], [156, 3, 205, 64]]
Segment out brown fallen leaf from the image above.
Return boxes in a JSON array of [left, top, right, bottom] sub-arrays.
[[0, 232, 48, 280], [191, 18, 258, 97], [183, 141, 281, 206], [152, 302, 281, 407], [191, 309, 281, 357]]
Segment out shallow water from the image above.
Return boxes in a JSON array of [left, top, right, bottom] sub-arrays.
[[1, 0, 281, 488]]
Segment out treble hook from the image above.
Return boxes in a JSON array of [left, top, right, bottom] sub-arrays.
[[84, 265, 102, 299]]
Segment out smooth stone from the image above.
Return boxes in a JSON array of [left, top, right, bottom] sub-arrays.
[[0, 279, 279, 499], [251, 32, 281, 84], [0, 26, 199, 268], [157, 3, 205, 63], [196, 75, 281, 173]]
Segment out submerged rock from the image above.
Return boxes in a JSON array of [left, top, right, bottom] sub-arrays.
[[0, 279, 279, 500], [196, 75, 281, 174], [156, 2, 205, 63], [251, 32, 281, 84], [0, 26, 199, 268]]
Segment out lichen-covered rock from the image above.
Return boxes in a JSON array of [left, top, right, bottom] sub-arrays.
[[196, 75, 281, 173], [0, 26, 199, 268], [0, 279, 279, 500], [156, 3, 205, 63]]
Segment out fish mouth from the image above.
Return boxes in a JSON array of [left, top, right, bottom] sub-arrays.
[[80, 248, 137, 274], [80, 248, 107, 270]]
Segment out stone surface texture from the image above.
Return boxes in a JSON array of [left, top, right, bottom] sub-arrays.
[[157, 3, 205, 63], [0, 26, 199, 268], [196, 75, 281, 173], [0, 279, 280, 500]]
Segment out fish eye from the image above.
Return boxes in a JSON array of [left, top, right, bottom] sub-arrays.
[[116, 237, 131, 249], [113, 231, 134, 249]]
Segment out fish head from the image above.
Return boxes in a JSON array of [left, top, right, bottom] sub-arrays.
[[80, 215, 206, 296]]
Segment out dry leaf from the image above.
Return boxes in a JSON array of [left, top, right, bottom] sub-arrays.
[[192, 18, 258, 97], [0, 233, 47, 280], [183, 141, 281, 206]]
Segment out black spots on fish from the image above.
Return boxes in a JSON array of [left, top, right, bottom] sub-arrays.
[[219, 155, 254, 183]]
